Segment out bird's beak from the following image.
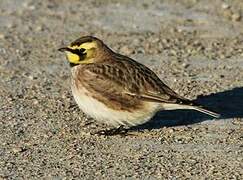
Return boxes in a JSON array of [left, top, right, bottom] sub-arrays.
[[58, 47, 70, 52]]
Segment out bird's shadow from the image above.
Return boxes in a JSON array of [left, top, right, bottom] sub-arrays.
[[131, 87, 243, 131]]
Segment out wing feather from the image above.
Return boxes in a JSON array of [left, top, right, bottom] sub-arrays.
[[80, 62, 191, 105]]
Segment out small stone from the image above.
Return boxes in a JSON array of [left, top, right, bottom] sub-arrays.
[[162, 38, 169, 44], [120, 46, 133, 55], [23, 2, 36, 10], [12, 147, 22, 153], [219, 54, 226, 59], [223, 9, 233, 19], [28, 5, 36, 10], [28, 75, 34, 80], [221, 3, 230, 10], [7, 23, 14, 28], [33, 100, 39, 105], [182, 63, 190, 68], [0, 34, 5, 39], [80, 131, 91, 136], [36, 26, 44, 31], [232, 13, 241, 22], [132, 38, 140, 46], [177, 27, 184, 33], [168, 128, 174, 133], [136, 48, 145, 54]]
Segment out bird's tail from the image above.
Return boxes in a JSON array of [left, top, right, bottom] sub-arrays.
[[162, 103, 220, 118], [189, 105, 220, 118]]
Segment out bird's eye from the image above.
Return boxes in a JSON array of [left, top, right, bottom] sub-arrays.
[[79, 48, 86, 54]]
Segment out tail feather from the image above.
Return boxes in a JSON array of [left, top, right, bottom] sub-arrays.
[[178, 99, 220, 118], [162, 103, 220, 118], [190, 106, 220, 118]]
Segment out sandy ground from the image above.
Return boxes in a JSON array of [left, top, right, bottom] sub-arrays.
[[0, 0, 243, 179]]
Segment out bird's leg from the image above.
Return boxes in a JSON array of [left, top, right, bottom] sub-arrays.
[[95, 125, 128, 136]]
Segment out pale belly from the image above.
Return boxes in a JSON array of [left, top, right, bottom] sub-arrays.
[[71, 85, 160, 127]]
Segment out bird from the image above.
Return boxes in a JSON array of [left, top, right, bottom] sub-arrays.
[[58, 36, 220, 135]]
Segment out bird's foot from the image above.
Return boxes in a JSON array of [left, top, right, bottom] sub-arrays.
[[95, 125, 128, 136]]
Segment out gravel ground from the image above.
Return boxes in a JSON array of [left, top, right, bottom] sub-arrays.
[[0, 0, 243, 179]]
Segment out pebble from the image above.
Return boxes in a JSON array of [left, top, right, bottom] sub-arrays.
[[7, 23, 14, 28], [28, 75, 34, 80], [36, 25, 44, 31], [168, 128, 174, 133], [232, 13, 241, 22], [221, 3, 230, 10], [120, 46, 133, 55], [162, 38, 169, 44], [0, 33, 5, 39], [12, 147, 22, 154], [33, 100, 39, 105], [132, 38, 140, 46], [23, 2, 36, 10]]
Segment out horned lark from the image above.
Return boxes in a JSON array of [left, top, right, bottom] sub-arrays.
[[58, 36, 220, 135]]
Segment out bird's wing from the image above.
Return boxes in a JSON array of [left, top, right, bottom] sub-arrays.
[[80, 63, 191, 105], [77, 65, 145, 111], [126, 86, 191, 105], [80, 65, 129, 96]]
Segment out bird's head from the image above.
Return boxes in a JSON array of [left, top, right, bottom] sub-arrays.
[[58, 36, 110, 66]]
